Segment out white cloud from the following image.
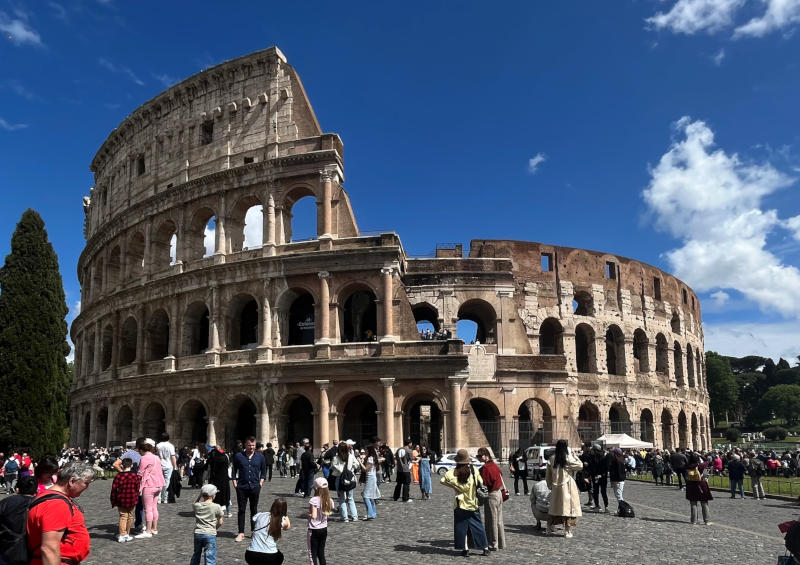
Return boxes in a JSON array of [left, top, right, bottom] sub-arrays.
[[98, 57, 144, 86], [153, 73, 177, 88], [643, 117, 800, 318], [0, 11, 42, 46], [734, 0, 800, 37], [712, 48, 726, 65], [204, 221, 216, 258], [711, 290, 730, 305], [0, 117, 28, 131], [787, 214, 800, 240], [704, 321, 800, 361], [646, 0, 745, 34], [528, 153, 547, 174], [243, 205, 263, 249], [2, 79, 37, 100], [73, 300, 81, 316]]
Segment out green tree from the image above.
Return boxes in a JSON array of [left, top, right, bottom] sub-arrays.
[[0, 210, 71, 456], [706, 351, 739, 419], [777, 358, 792, 371], [727, 355, 767, 374], [758, 385, 800, 425]]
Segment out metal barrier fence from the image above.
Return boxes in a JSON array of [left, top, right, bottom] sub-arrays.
[[629, 473, 800, 497]]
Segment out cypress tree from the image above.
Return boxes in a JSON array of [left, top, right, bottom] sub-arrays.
[[0, 209, 71, 456]]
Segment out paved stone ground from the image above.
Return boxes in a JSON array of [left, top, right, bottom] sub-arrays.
[[11, 474, 795, 564]]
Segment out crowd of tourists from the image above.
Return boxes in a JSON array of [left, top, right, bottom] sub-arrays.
[[2, 437, 798, 564]]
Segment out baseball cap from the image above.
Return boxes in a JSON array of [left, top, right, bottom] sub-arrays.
[[201, 484, 218, 497], [345, 439, 356, 446], [314, 477, 328, 489], [612, 448, 623, 455]]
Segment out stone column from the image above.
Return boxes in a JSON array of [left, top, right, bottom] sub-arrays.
[[142, 220, 152, 279], [257, 396, 270, 444], [380, 378, 395, 447], [263, 194, 276, 256], [106, 399, 116, 445], [137, 304, 146, 372], [274, 207, 284, 246], [214, 194, 227, 259], [319, 169, 333, 238], [316, 380, 330, 447], [174, 208, 186, 270], [448, 376, 465, 450], [260, 297, 272, 348], [110, 311, 120, 379], [210, 285, 220, 352], [380, 266, 395, 340], [317, 271, 330, 343], [207, 416, 217, 446], [94, 320, 102, 374], [70, 406, 79, 446], [88, 400, 98, 446], [166, 300, 179, 372]]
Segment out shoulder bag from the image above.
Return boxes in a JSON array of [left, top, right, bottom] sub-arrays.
[[471, 466, 490, 505]]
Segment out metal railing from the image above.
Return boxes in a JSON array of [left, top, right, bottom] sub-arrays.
[[629, 473, 800, 497]]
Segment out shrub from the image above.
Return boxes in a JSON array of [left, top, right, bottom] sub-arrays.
[[763, 426, 788, 441], [724, 427, 741, 443]]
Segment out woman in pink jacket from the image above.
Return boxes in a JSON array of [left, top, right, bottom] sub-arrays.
[[136, 439, 167, 538]]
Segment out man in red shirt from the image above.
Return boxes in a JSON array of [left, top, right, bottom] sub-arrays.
[[27, 460, 97, 565]]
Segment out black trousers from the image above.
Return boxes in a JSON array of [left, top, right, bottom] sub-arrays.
[[236, 486, 261, 534], [265, 464, 273, 482], [593, 477, 608, 508], [308, 527, 327, 565], [513, 470, 528, 494], [393, 470, 411, 501], [245, 550, 284, 564], [675, 468, 688, 488]]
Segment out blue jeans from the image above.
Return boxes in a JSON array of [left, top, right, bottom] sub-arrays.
[[338, 489, 358, 520], [363, 496, 377, 518], [730, 478, 745, 498], [612, 481, 625, 502], [453, 508, 488, 550], [161, 467, 173, 502], [190, 534, 217, 565]]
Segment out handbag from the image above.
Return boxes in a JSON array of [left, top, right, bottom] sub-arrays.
[[500, 474, 510, 502], [471, 466, 490, 505]]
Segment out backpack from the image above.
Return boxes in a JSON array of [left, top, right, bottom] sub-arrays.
[[339, 467, 357, 491], [617, 500, 635, 518], [687, 468, 701, 482], [4, 459, 19, 473], [0, 493, 75, 565]]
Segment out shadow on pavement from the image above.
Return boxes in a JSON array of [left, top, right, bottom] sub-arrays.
[[393, 539, 454, 556], [639, 517, 687, 525]]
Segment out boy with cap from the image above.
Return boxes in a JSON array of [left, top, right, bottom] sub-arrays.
[[191, 484, 224, 565]]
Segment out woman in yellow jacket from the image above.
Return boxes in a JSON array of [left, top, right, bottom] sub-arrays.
[[440, 449, 490, 557]]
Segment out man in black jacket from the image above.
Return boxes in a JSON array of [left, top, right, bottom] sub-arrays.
[[263, 443, 275, 482], [589, 444, 610, 513], [728, 454, 747, 499], [609, 448, 627, 513], [670, 448, 688, 490]]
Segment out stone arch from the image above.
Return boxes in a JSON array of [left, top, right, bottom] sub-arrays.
[[82, 412, 91, 446], [284, 184, 318, 242], [468, 396, 501, 457], [605, 324, 626, 376], [655, 333, 668, 374], [146, 308, 170, 361], [403, 390, 446, 455], [670, 311, 681, 334], [227, 293, 259, 350], [575, 323, 597, 373], [107, 245, 121, 290], [573, 289, 594, 316], [661, 408, 674, 449], [578, 401, 601, 442], [126, 231, 146, 279], [115, 404, 133, 444], [229, 194, 264, 252], [691, 412, 699, 451], [686, 344, 696, 387], [151, 219, 177, 272], [457, 299, 497, 345], [640, 408, 655, 443], [338, 393, 378, 447], [518, 398, 553, 447], [226, 394, 258, 449], [282, 394, 314, 445], [101, 323, 113, 370], [673, 341, 685, 386], [539, 317, 564, 354], [183, 301, 210, 355], [412, 302, 440, 334], [142, 401, 166, 439], [281, 288, 316, 346], [609, 403, 632, 435], [96, 406, 109, 447], [633, 328, 649, 373], [119, 316, 138, 366], [678, 410, 688, 448], [187, 206, 216, 261], [338, 284, 378, 342], [86, 330, 96, 375], [177, 399, 208, 447]]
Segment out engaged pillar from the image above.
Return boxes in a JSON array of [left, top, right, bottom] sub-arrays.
[[207, 416, 217, 446], [316, 380, 330, 448], [448, 376, 465, 450], [380, 266, 395, 340], [319, 170, 333, 238], [317, 271, 330, 344], [380, 378, 395, 446]]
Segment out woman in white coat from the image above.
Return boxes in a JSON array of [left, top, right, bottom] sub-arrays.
[[545, 439, 582, 538]]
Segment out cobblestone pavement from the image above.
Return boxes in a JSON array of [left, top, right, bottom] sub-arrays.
[[12, 474, 795, 564]]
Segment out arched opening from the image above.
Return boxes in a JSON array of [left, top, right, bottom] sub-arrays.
[[609, 403, 632, 435], [340, 394, 378, 447], [518, 399, 552, 448], [126, 232, 145, 279], [678, 410, 688, 448], [457, 299, 497, 345], [405, 395, 443, 455], [341, 289, 378, 342], [539, 318, 564, 354], [229, 195, 263, 252], [86, 331, 96, 374], [101, 323, 113, 370], [96, 407, 108, 447], [633, 329, 649, 373], [203, 217, 216, 258], [187, 207, 216, 260], [285, 396, 314, 445], [115, 405, 133, 444], [456, 319, 478, 344], [412, 303, 440, 338], [228, 396, 257, 448], [661, 409, 674, 450], [119, 316, 138, 366], [146, 309, 170, 361], [183, 301, 210, 355], [578, 401, 601, 442], [605, 324, 626, 375], [228, 294, 259, 350], [686, 344, 695, 387], [640, 409, 655, 443], [691, 413, 699, 450], [107, 246, 121, 290], [288, 195, 318, 242], [287, 293, 315, 346], [143, 402, 166, 439], [178, 400, 207, 446], [655, 333, 668, 374], [469, 398, 501, 457], [82, 412, 90, 446], [670, 311, 681, 334], [673, 342, 685, 386], [575, 323, 597, 373], [699, 414, 706, 450], [696, 350, 703, 389], [92, 257, 104, 298], [573, 290, 594, 316], [151, 220, 177, 272]]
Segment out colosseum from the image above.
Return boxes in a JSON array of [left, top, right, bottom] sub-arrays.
[[69, 46, 710, 458]]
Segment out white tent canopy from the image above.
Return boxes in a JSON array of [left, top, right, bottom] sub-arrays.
[[595, 433, 653, 449]]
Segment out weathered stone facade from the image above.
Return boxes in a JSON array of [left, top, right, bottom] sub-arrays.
[[70, 47, 710, 457]]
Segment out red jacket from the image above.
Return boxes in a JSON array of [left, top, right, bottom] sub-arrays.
[[110, 471, 141, 508]]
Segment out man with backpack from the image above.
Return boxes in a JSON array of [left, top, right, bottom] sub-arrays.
[[2, 455, 20, 495], [0, 476, 38, 565], [748, 451, 766, 500], [27, 461, 97, 565], [393, 438, 414, 502]]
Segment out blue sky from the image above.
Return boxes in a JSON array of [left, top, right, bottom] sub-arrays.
[[1, 1, 799, 361]]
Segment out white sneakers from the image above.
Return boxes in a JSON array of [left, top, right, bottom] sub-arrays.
[[134, 532, 152, 539]]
